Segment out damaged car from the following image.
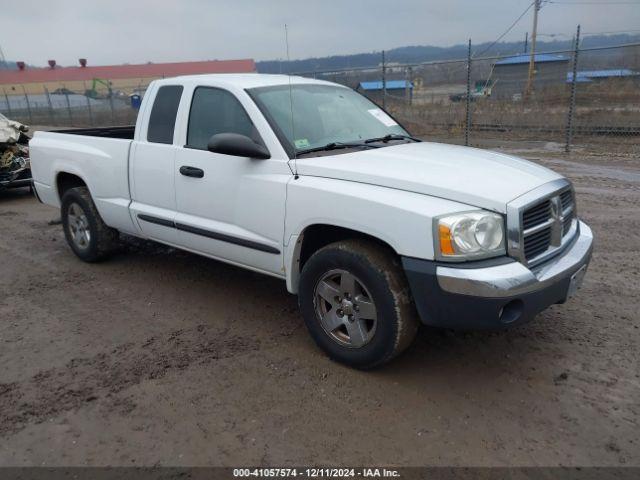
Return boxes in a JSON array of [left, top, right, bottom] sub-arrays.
[[0, 113, 31, 192]]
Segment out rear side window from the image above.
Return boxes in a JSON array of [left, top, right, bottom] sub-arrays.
[[187, 87, 255, 150], [147, 85, 183, 144]]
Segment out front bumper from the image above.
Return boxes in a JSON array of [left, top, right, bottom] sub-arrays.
[[402, 221, 593, 329]]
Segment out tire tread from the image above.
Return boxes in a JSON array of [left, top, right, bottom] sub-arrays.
[[300, 239, 419, 369], [61, 186, 119, 262]]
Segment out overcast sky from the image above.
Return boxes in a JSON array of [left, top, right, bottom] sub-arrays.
[[2, 0, 639, 67]]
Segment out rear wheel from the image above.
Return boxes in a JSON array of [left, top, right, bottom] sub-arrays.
[[61, 186, 119, 262], [299, 239, 419, 369]]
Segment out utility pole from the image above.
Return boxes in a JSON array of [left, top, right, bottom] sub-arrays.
[[525, 0, 541, 98], [524, 31, 529, 53]]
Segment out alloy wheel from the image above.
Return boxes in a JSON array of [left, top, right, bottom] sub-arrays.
[[67, 203, 91, 249], [313, 269, 378, 348]]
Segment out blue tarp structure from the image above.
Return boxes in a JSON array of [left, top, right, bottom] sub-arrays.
[[359, 80, 413, 91], [567, 69, 639, 83], [495, 54, 568, 66]]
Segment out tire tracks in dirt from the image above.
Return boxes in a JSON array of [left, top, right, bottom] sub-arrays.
[[0, 325, 260, 437]]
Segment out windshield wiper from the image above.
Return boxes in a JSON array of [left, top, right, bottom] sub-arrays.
[[363, 134, 422, 144], [297, 141, 380, 156]]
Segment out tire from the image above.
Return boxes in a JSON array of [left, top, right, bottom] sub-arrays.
[[60, 186, 119, 262], [298, 239, 419, 369]]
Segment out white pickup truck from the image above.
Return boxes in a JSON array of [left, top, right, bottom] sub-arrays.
[[30, 74, 593, 368]]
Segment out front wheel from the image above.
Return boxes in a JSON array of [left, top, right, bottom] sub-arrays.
[[298, 239, 419, 369]]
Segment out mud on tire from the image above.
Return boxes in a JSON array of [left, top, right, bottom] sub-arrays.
[[61, 186, 119, 262], [298, 239, 419, 369]]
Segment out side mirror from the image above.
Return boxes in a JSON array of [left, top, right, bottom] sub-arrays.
[[207, 133, 270, 159]]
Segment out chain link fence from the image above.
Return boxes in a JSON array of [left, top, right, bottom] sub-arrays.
[[1, 80, 143, 128], [300, 37, 640, 154], [1, 36, 638, 154]]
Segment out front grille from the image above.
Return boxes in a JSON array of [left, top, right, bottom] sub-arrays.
[[507, 180, 578, 267], [561, 189, 575, 235], [524, 227, 552, 259], [520, 187, 575, 263], [523, 200, 551, 230], [522, 199, 554, 262], [560, 190, 573, 211]]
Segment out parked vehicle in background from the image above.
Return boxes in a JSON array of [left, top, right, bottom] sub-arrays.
[[0, 113, 31, 192], [51, 88, 76, 95], [29, 74, 593, 369], [449, 80, 495, 102]]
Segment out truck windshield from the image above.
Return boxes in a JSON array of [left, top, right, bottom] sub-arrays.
[[247, 84, 410, 157]]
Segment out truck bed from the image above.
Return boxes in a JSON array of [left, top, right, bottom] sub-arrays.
[[30, 130, 137, 235], [52, 125, 135, 139]]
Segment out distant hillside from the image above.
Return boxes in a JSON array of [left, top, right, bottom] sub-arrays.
[[3, 34, 637, 74], [257, 34, 640, 74]]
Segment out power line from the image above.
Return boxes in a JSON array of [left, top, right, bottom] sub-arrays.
[[472, 1, 536, 58]]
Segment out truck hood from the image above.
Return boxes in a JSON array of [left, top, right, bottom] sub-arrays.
[[294, 142, 562, 213]]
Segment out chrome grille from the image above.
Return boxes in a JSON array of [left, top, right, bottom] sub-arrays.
[[560, 189, 575, 235], [524, 226, 552, 259], [523, 200, 551, 230], [560, 189, 573, 210], [507, 179, 579, 267]]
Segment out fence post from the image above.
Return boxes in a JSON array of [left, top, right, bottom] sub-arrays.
[[2, 88, 12, 117], [21, 86, 33, 124], [109, 93, 116, 125], [465, 39, 472, 146], [83, 81, 94, 126], [44, 87, 56, 126], [64, 92, 73, 125], [565, 25, 581, 153], [381, 50, 387, 110]]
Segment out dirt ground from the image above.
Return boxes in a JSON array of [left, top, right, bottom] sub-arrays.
[[0, 141, 638, 467]]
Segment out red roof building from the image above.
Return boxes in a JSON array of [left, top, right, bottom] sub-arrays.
[[0, 59, 256, 94]]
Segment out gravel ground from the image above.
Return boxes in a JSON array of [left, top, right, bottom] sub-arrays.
[[0, 143, 638, 467]]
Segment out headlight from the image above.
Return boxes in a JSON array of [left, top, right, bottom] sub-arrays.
[[436, 211, 505, 260]]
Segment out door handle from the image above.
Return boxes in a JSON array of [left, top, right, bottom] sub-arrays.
[[179, 166, 204, 178]]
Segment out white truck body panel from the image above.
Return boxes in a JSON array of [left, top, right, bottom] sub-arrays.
[[283, 176, 474, 293], [29, 132, 137, 234], [295, 142, 562, 213], [29, 73, 580, 295], [128, 139, 180, 244]]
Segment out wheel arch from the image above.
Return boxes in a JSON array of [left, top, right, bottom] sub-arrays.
[[285, 223, 400, 294], [56, 171, 89, 201]]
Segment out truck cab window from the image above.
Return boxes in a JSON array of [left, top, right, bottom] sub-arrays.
[[147, 85, 183, 144], [187, 87, 256, 150]]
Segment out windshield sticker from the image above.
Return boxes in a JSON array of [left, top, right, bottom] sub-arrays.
[[294, 138, 310, 149], [367, 108, 398, 127]]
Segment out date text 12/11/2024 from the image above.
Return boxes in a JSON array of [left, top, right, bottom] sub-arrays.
[[232, 468, 401, 478]]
